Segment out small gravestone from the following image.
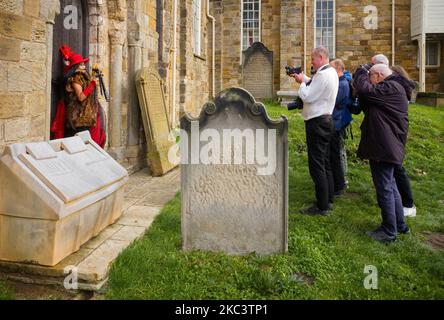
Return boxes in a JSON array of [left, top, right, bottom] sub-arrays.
[[136, 67, 177, 176], [180, 88, 288, 255], [242, 42, 274, 100]]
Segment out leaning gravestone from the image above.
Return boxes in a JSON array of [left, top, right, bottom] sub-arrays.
[[180, 87, 288, 255], [136, 67, 177, 176], [242, 42, 274, 100]]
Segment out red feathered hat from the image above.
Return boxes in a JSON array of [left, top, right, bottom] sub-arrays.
[[60, 44, 90, 73]]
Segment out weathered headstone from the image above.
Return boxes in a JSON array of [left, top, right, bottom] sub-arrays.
[[180, 88, 288, 255], [242, 42, 274, 100], [136, 67, 177, 176]]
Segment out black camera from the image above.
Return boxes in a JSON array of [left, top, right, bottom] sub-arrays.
[[359, 63, 374, 73], [284, 65, 306, 110], [285, 66, 302, 76], [287, 97, 304, 110]]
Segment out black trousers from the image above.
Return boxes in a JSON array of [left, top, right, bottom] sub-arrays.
[[394, 165, 414, 208], [305, 115, 335, 210], [330, 128, 346, 193]]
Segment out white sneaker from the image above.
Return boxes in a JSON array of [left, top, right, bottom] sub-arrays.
[[403, 206, 417, 217]]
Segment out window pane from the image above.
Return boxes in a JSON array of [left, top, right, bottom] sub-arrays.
[[242, 0, 260, 50], [315, 0, 335, 55], [427, 42, 439, 66]]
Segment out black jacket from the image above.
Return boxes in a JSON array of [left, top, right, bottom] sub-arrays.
[[354, 67, 415, 165]]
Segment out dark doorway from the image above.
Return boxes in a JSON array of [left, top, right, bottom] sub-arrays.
[[51, 0, 89, 132]]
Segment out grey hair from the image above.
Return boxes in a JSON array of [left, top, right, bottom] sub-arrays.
[[331, 59, 345, 71], [313, 46, 330, 59], [372, 54, 389, 66], [370, 64, 393, 78]]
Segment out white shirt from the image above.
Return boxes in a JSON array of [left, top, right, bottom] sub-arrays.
[[298, 64, 339, 121]]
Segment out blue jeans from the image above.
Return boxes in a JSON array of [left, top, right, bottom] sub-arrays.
[[370, 161, 407, 237]]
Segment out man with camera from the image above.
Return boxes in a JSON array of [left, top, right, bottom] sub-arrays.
[[353, 63, 412, 242], [290, 46, 339, 215]]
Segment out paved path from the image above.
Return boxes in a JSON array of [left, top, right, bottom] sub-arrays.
[[0, 167, 180, 292]]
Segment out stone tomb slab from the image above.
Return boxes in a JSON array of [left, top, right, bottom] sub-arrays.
[[0, 132, 128, 266], [136, 67, 177, 176], [181, 88, 288, 255], [0, 167, 180, 291]]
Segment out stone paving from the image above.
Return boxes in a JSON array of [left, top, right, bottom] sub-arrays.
[[0, 167, 180, 292]]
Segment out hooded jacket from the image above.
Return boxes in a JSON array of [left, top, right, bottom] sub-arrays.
[[353, 67, 415, 165]]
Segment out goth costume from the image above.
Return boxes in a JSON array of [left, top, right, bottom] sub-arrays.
[[51, 45, 106, 148]]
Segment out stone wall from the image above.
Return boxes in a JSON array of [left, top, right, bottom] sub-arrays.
[[0, 0, 59, 155], [279, 0, 302, 92], [179, 0, 211, 116], [260, 0, 280, 93], [0, 0, 212, 172]]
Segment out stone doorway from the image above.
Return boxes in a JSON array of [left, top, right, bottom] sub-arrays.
[[50, 0, 90, 132]]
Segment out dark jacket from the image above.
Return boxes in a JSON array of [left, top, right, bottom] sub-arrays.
[[354, 67, 415, 165], [332, 75, 352, 131]]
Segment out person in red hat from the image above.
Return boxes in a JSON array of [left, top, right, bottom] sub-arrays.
[[51, 45, 106, 148]]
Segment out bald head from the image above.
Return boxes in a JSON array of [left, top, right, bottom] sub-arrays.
[[369, 64, 393, 84], [371, 54, 389, 66]]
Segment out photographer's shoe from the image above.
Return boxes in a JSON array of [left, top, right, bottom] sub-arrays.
[[300, 205, 330, 216], [398, 226, 411, 235], [366, 230, 396, 243]]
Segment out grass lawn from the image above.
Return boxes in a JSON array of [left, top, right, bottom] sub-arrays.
[[2, 103, 441, 300], [0, 281, 14, 300], [106, 102, 444, 300]]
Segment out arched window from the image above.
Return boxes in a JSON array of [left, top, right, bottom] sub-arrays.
[[314, 0, 335, 57], [242, 0, 261, 51]]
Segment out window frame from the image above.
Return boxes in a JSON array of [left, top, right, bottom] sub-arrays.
[[240, 0, 262, 54], [193, 0, 202, 56], [417, 41, 441, 68], [313, 0, 336, 58]]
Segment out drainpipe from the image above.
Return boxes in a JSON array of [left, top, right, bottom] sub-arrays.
[[171, 0, 178, 127], [392, 0, 395, 66], [207, 0, 216, 98], [304, 0, 307, 72]]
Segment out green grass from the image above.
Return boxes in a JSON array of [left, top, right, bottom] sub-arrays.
[[0, 281, 14, 300], [110, 103, 441, 299]]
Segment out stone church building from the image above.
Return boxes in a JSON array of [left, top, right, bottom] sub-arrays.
[[212, 0, 444, 99], [0, 0, 214, 172], [0, 0, 443, 170]]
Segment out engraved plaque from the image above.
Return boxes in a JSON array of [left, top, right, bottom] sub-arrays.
[[136, 67, 177, 176], [18, 142, 127, 203], [25, 142, 57, 160], [61, 136, 88, 154]]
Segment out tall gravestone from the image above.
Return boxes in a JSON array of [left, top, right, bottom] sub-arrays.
[[242, 42, 274, 100], [136, 67, 177, 176], [180, 88, 288, 255]]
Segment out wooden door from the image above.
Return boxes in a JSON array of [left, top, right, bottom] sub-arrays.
[[51, 0, 89, 127]]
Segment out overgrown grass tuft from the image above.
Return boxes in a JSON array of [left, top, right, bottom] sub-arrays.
[[106, 102, 442, 299]]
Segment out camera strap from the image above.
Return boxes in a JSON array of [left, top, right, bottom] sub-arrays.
[[307, 65, 331, 86]]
